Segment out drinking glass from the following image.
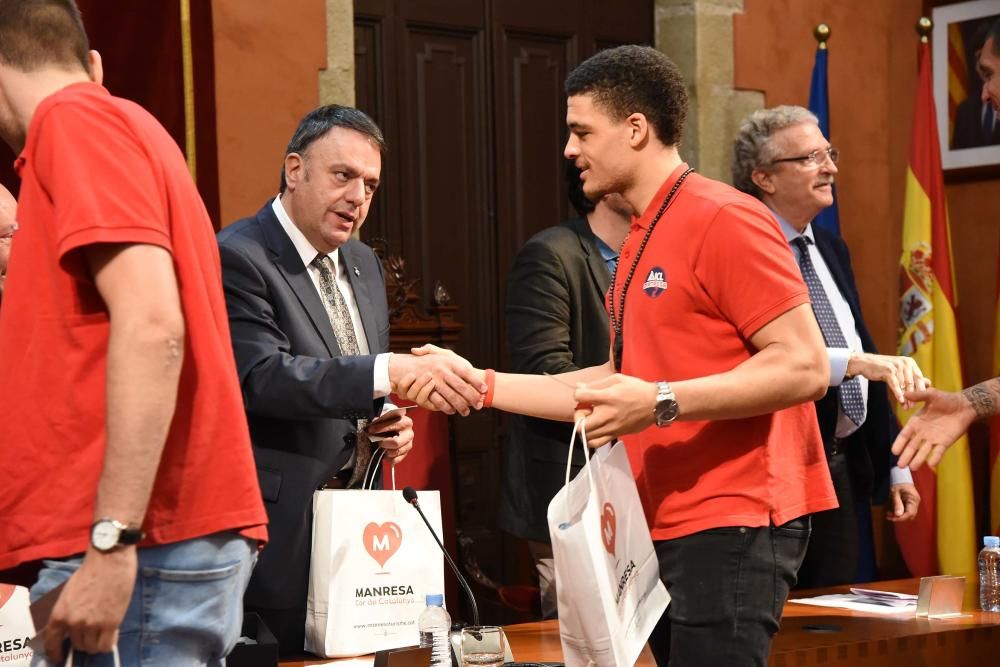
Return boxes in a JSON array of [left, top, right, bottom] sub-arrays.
[[460, 625, 506, 667]]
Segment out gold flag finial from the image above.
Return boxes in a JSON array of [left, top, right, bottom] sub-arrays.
[[813, 23, 831, 50], [916, 17, 933, 43]]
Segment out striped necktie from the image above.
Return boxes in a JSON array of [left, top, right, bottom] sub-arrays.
[[312, 254, 371, 486], [791, 236, 865, 426]]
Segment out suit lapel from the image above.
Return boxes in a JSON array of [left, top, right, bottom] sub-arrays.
[[340, 242, 379, 352], [572, 218, 612, 298], [258, 203, 342, 357]]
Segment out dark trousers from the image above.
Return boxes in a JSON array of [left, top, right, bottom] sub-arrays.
[[648, 517, 811, 667], [795, 451, 859, 589], [245, 604, 307, 659]]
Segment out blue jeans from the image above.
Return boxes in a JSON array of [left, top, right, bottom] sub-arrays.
[[647, 517, 811, 666], [30, 532, 256, 667]]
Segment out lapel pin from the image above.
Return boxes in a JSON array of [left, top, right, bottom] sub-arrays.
[[353, 266, 360, 276]]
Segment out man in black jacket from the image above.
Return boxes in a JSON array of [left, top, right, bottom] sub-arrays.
[[733, 105, 925, 587], [500, 164, 631, 617]]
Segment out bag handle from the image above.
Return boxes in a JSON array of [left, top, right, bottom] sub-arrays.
[[65, 646, 121, 667], [563, 417, 596, 525], [362, 446, 392, 491]]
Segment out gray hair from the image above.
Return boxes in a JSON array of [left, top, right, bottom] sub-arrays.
[[731, 105, 819, 197]]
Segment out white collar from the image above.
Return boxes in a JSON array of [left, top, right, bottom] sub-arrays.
[[271, 195, 340, 270], [773, 211, 815, 246]]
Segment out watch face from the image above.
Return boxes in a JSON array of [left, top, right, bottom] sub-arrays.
[[91, 521, 120, 551], [656, 400, 679, 425]]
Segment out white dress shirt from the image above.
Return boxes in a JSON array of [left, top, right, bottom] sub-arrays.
[[777, 216, 912, 486], [272, 196, 392, 398]]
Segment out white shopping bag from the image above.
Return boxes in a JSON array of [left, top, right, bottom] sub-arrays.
[[305, 464, 446, 657], [0, 584, 35, 666], [547, 421, 670, 667]]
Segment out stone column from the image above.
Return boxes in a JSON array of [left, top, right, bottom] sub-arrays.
[[320, 0, 355, 106], [654, 0, 762, 183]]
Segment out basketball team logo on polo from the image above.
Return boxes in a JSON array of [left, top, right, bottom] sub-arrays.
[[363, 521, 402, 569], [601, 503, 617, 555], [642, 266, 668, 297]]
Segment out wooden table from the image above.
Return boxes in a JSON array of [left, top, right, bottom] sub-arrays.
[[770, 578, 1000, 666], [280, 579, 1000, 666]]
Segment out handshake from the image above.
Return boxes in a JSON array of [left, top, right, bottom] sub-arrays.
[[387, 344, 488, 416]]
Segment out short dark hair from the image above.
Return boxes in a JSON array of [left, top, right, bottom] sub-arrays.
[[0, 0, 89, 73], [280, 105, 386, 193], [989, 18, 1000, 56], [565, 45, 688, 147], [566, 161, 595, 218]]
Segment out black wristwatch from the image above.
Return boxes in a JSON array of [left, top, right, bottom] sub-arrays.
[[90, 518, 145, 552], [654, 381, 679, 427]]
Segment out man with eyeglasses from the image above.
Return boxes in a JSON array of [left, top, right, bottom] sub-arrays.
[[733, 105, 927, 589], [0, 183, 15, 301]]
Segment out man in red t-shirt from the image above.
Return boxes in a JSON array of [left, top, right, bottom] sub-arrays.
[[0, 3, 266, 665], [401, 45, 837, 665]]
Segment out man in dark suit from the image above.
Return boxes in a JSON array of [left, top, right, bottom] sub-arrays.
[[500, 164, 631, 618], [733, 105, 926, 587], [218, 105, 485, 656]]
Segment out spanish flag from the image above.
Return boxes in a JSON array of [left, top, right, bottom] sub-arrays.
[[894, 35, 977, 580], [947, 21, 968, 142]]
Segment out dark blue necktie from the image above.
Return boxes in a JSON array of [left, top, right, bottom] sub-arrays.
[[792, 236, 865, 426]]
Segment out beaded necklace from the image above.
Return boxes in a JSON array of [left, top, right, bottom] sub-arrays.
[[610, 167, 694, 370]]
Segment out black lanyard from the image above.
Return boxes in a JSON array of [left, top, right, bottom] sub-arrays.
[[610, 167, 694, 371]]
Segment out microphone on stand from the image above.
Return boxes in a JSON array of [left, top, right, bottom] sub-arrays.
[[403, 486, 480, 627]]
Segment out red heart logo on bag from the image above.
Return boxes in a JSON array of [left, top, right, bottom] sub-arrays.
[[601, 503, 616, 555], [0, 583, 15, 611], [363, 522, 403, 568]]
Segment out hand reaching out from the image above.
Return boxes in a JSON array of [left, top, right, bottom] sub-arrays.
[[891, 388, 976, 470], [389, 345, 486, 415], [846, 352, 928, 406]]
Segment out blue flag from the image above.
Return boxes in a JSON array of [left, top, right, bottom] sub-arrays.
[[808, 47, 841, 237]]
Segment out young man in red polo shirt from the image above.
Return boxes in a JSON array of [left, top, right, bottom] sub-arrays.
[[399, 45, 837, 665], [0, 2, 267, 665]]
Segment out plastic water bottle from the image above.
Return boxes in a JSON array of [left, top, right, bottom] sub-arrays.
[[418, 593, 452, 666], [979, 536, 1000, 612]]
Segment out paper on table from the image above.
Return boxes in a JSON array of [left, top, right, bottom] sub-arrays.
[[849, 587, 918, 601], [789, 593, 916, 615]]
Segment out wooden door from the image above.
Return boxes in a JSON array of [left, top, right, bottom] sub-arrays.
[[354, 0, 651, 623]]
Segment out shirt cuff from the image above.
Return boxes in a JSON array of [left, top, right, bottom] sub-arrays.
[[827, 347, 851, 387], [890, 465, 913, 486], [373, 352, 392, 399]]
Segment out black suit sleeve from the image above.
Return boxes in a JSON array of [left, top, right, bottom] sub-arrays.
[[506, 238, 581, 375], [219, 241, 378, 420]]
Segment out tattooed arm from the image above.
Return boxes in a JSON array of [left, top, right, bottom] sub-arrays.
[[963, 378, 1000, 419], [891, 378, 1000, 470]]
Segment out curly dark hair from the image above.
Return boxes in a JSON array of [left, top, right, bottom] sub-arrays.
[[565, 45, 688, 147]]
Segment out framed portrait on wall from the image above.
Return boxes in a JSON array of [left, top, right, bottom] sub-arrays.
[[932, 0, 1000, 171]]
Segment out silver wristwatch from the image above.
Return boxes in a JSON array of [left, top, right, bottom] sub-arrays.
[[654, 381, 679, 427]]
